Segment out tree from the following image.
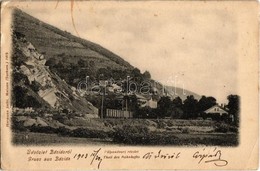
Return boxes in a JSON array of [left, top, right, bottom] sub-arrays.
[[171, 97, 184, 119], [131, 68, 143, 83], [12, 86, 41, 108], [183, 95, 198, 119], [131, 68, 141, 76], [45, 57, 58, 68], [136, 106, 157, 118], [62, 109, 69, 114], [12, 48, 26, 68], [143, 71, 151, 80], [157, 96, 172, 118], [13, 86, 27, 108], [97, 68, 111, 80], [78, 59, 86, 68], [55, 60, 64, 69], [26, 96, 42, 108], [197, 96, 217, 113], [30, 80, 41, 92], [12, 72, 30, 85], [128, 95, 139, 116], [172, 96, 183, 108], [170, 108, 184, 119], [227, 95, 240, 126], [89, 60, 95, 68]]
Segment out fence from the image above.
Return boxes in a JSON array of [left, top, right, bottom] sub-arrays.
[[106, 109, 133, 118]]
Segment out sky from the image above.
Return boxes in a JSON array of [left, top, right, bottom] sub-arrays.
[[12, 1, 238, 103]]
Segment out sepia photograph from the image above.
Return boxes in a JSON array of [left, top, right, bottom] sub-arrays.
[[1, 1, 258, 170], [10, 2, 240, 147]]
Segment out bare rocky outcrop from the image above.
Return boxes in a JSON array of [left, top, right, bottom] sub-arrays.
[[13, 34, 99, 118]]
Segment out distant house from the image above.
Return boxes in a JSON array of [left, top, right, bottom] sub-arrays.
[[136, 94, 147, 107], [135, 94, 158, 109], [115, 93, 158, 109], [146, 98, 158, 109], [111, 84, 122, 93], [204, 105, 228, 116]]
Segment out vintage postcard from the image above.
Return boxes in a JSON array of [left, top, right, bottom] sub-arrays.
[[1, 0, 259, 170]]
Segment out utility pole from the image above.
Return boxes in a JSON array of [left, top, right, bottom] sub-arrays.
[[86, 75, 89, 95], [101, 88, 104, 119], [126, 96, 128, 112], [126, 76, 130, 112], [100, 80, 107, 119]]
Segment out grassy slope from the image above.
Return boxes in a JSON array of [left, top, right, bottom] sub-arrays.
[[12, 8, 133, 70]]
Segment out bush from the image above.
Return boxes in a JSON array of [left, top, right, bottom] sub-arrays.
[[30, 80, 41, 92], [181, 127, 190, 134], [53, 114, 66, 123], [229, 126, 238, 133], [28, 125, 57, 134], [113, 126, 179, 145], [113, 124, 149, 144], [156, 120, 167, 129], [215, 123, 229, 133], [56, 126, 71, 136], [13, 86, 42, 108], [166, 120, 174, 127], [12, 119, 28, 132], [149, 134, 179, 145], [13, 72, 30, 85], [58, 125, 114, 139], [26, 124, 111, 139], [112, 124, 182, 145], [119, 124, 149, 135], [70, 128, 110, 139]]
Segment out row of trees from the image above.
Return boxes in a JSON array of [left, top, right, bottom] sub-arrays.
[[155, 95, 240, 124], [136, 95, 239, 125], [138, 95, 217, 119]]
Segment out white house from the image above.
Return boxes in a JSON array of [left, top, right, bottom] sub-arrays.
[[146, 98, 158, 109], [135, 94, 158, 109], [204, 105, 228, 116]]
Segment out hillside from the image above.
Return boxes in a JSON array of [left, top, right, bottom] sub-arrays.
[[165, 86, 201, 101], [12, 28, 98, 117], [12, 9, 133, 69], [11, 8, 201, 115], [12, 8, 135, 86]]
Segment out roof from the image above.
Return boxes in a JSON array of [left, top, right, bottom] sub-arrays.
[[115, 93, 149, 100], [204, 104, 228, 113], [135, 93, 147, 100]]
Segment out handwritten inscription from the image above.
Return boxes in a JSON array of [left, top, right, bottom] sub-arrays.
[[193, 147, 228, 167], [143, 150, 181, 160], [73, 149, 103, 168], [90, 148, 103, 169], [25, 147, 229, 169]]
